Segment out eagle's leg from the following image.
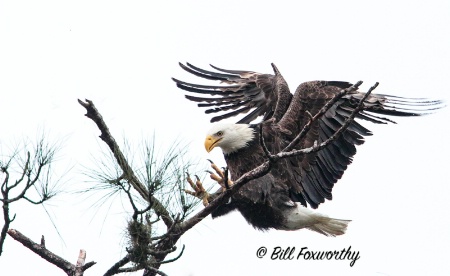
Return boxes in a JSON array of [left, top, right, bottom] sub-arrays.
[[185, 173, 210, 206], [207, 160, 234, 190]]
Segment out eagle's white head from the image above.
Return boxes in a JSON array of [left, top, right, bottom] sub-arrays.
[[204, 124, 255, 155]]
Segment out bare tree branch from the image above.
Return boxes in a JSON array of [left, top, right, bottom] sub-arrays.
[[117, 265, 145, 274], [78, 99, 173, 228], [144, 267, 169, 276], [103, 255, 131, 276], [0, 190, 13, 255], [7, 229, 96, 275]]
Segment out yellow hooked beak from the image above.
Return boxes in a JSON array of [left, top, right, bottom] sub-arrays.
[[204, 135, 222, 153]]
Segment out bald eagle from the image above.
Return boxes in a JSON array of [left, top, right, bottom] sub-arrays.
[[173, 63, 442, 236]]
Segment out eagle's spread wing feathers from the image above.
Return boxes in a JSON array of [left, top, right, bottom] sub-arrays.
[[277, 81, 443, 208], [173, 63, 291, 123]]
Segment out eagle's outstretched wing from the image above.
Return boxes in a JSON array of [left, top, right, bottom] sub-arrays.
[[172, 63, 291, 123], [173, 63, 444, 209], [276, 81, 444, 208]]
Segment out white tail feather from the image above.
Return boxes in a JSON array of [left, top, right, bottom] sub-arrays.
[[281, 203, 350, 236], [307, 217, 350, 237]]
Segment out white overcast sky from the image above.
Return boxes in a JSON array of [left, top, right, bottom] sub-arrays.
[[1, 1, 449, 275]]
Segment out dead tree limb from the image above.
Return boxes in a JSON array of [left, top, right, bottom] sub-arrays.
[[77, 99, 173, 228], [103, 255, 131, 276], [7, 229, 96, 275]]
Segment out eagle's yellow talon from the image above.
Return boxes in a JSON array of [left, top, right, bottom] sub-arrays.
[[184, 160, 234, 205], [207, 161, 233, 190], [184, 173, 210, 206]]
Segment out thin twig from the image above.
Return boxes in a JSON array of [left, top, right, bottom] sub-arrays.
[[259, 124, 273, 161], [23, 195, 47, 205], [8, 152, 31, 191], [155, 244, 185, 264], [122, 182, 153, 220]]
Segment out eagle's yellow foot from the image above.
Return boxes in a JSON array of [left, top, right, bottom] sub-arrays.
[[184, 160, 234, 206], [185, 173, 210, 206], [207, 159, 234, 190]]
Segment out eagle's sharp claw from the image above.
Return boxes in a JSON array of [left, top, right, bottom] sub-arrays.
[[185, 160, 234, 206]]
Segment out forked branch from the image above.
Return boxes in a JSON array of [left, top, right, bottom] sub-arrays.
[[7, 229, 96, 275], [1, 138, 59, 256]]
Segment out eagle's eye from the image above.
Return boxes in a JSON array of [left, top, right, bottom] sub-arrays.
[[216, 131, 224, 137]]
